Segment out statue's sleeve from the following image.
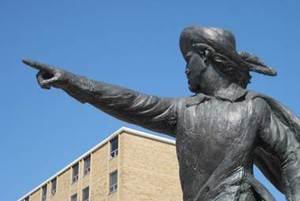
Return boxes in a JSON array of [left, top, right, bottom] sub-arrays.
[[257, 98, 300, 201], [61, 74, 178, 136]]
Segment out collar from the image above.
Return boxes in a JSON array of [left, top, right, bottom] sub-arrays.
[[214, 84, 247, 102], [186, 84, 247, 108], [197, 84, 247, 102]]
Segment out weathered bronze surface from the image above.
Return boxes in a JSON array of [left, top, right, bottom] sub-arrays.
[[24, 26, 300, 201]]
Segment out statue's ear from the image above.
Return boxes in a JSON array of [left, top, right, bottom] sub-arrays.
[[203, 49, 212, 62]]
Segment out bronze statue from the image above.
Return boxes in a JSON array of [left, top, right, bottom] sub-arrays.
[[24, 26, 300, 201]]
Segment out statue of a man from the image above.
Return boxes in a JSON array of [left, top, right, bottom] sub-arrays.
[[24, 26, 300, 201]]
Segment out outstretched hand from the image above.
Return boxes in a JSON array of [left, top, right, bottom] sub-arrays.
[[23, 59, 70, 89]]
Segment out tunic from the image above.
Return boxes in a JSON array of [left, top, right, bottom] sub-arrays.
[[63, 75, 300, 201]]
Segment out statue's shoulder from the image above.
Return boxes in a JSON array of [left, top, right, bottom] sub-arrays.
[[245, 90, 274, 113], [245, 90, 272, 103]]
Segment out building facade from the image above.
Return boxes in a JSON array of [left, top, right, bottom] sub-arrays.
[[19, 127, 182, 201]]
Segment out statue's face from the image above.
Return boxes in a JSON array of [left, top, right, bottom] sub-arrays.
[[185, 50, 208, 93]]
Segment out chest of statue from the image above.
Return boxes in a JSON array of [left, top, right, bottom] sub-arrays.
[[176, 97, 259, 170]]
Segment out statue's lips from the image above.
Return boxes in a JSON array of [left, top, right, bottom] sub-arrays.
[[186, 78, 191, 86], [187, 77, 192, 86]]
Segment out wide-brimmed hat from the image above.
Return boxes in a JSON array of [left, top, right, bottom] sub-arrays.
[[180, 26, 277, 76]]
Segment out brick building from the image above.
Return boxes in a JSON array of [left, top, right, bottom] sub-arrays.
[[19, 127, 182, 201]]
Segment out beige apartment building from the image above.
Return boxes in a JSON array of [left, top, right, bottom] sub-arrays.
[[19, 127, 182, 201]]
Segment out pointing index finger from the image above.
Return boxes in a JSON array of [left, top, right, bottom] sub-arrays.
[[22, 59, 54, 72]]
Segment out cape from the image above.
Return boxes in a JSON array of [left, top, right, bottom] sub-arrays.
[[250, 91, 300, 200]]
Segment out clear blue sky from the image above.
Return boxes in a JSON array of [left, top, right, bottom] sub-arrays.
[[1, 1, 300, 200]]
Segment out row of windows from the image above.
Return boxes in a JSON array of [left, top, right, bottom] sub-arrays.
[[23, 170, 118, 201], [69, 170, 118, 201], [72, 137, 118, 184], [37, 155, 92, 201], [23, 137, 119, 201], [70, 170, 118, 201]]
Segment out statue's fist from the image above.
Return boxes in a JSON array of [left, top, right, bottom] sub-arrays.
[[23, 59, 71, 89], [35, 68, 67, 89]]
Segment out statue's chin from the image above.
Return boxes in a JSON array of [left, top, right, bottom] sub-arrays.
[[188, 84, 200, 94]]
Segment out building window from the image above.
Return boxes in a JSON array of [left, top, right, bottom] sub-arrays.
[[70, 193, 77, 201], [51, 178, 57, 195], [83, 155, 91, 176], [24, 197, 29, 201], [72, 163, 79, 183], [110, 137, 118, 158], [109, 170, 118, 193], [82, 187, 89, 201], [41, 185, 47, 201]]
